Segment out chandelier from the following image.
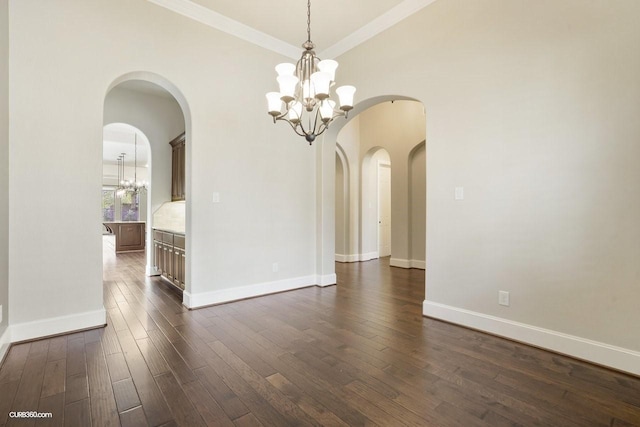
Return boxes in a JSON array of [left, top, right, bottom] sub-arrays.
[[266, 0, 356, 145], [116, 134, 147, 197]]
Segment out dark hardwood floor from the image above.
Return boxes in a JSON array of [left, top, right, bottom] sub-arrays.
[[1, 235, 639, 426]]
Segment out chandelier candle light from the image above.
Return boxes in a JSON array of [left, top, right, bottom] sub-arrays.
[[266, 0, 356, 144]]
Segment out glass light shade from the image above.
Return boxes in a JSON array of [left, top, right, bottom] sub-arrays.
[[319, 100, 336, 122], [311, 72, 331, 100], [277, 75, 298, 101], [275, 63, 296, 77], [288, 102, 302, 123], [318, 59, 338, 82], [335, 85, 356, 110], [302, 79, 315, 100], [266, 92, 283, 116]]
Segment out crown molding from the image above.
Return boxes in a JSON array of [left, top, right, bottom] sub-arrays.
[[319, 0, 438, 59], [147, 0, 301, 59], [147, 0, 438, 60]]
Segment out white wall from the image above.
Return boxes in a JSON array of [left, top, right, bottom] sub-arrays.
[[7, 0, 317, 340], [336, 117, 361, 261], [0, 0, 9, 354], [332, 0, 640, 373], [102, 164, 149, 187], [410, 143, 426, 265], [335, 153, 346, 256]]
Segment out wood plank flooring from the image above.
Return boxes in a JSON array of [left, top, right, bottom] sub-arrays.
[[1, 235, 639, 426]]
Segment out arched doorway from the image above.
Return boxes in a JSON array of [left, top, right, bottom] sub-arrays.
[[328, 97, 426, 269], [361, 147, 392, 260], [103, 73, 191, 301]]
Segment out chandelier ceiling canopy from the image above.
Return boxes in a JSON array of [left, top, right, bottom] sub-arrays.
[[266, 0, 356, 144]]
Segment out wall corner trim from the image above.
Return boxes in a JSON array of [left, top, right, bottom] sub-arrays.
[[423, 300, 640, 376], [0, 326, 11, 363], [317, 274, 337, 287], [9, 308, 107, 344]]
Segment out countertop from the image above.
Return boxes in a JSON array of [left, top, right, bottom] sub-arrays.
[[152, 227, 185, 236]]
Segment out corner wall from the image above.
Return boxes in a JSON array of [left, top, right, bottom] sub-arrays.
[[0, 0, 9, 357], [335, 0, 640, 374], [7, 0, 317, 340]]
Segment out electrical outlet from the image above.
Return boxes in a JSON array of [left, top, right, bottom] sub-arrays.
[[272, 263, 279, 273], [498, 291, 510, 306], [0, 304, 3, 323], [455, 186, 464, 200]]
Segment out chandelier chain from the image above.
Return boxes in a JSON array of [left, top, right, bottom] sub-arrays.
[[306, 0, 311, 43]]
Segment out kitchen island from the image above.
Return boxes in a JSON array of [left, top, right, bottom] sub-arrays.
[[103, 221, 145, 253]]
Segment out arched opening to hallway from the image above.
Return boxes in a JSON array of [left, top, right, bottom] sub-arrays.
[[102, 75, 190, 303], [332, 99, 426, 273]]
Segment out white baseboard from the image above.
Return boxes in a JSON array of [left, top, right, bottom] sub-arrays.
[[390, 258, 411, 268], [184, 275, 319, 309], [335, 254, 360, 263], [360, 252, 379, 261], [390, 258, 426, 269], [317, 274, 336, 287], [10, 308, 107, 343], [146, 264, 161, 276], [423, 300, 640, 376], [410, 260, 426, 269], [336, 253, 382, 263], [0, 326, 10, 363]]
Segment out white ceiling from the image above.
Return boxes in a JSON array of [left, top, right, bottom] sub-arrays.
[[190, 0, 405, 50], [103, 123, 150, 166], [148, 0, 438, 59]]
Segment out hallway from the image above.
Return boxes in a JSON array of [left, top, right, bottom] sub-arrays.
[[0, 241, 639, 426]]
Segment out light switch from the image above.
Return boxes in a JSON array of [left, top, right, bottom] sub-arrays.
[[212, 192, 220, 203], [455, 186, 464, 201]]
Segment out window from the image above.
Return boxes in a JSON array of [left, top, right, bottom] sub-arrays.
[[102, 188, 115, 221], [121, 192, 140, 221], [102, 187, 141, 222]]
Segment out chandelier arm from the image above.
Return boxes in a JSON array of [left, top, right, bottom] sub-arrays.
[[315, 121, 330, 138], [276, 116, 308, 138]]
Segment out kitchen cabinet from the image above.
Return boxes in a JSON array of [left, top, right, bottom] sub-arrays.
[[103, 221, 145, 253], [153, 229, 185, 290], [170, 133, 186, 201]]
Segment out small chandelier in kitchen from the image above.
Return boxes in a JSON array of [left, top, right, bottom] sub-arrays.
[[116, 134, 147, 197], [266, 0, 356, 145]]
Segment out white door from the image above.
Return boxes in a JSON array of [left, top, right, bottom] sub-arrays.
[[378, 163, 391, 257]]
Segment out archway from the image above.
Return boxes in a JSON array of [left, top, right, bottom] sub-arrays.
[[103, 72, 191, 301], [335, 144, 349, 262]]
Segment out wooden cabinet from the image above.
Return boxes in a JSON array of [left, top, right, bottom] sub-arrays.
[[170, 133, 186, 201], [104, 221, 145, 253], [153, 229, 185, 290]]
